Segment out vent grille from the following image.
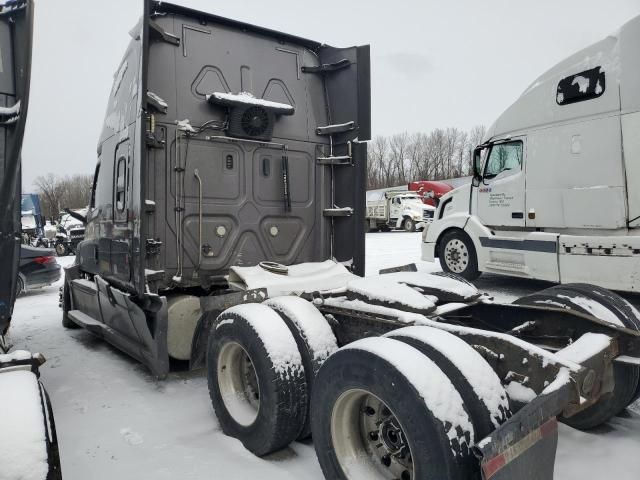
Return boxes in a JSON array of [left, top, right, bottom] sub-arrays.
[[240, 106, 270, 137], [227, 106, 275, 141]]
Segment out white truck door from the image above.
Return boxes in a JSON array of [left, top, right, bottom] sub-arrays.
[[475, 139, 526, 227], [389, 197, 403, 222]]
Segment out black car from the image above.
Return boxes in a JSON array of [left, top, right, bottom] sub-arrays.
[[17, 245, 61, 294]]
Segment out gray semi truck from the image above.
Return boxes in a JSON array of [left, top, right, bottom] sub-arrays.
[[61, 2, 640, 479]]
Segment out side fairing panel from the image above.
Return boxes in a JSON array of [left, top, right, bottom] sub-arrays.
[[85, 28, 143, 293]]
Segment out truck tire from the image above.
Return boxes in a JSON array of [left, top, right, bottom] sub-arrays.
[[402, 217, 415, 232], [54, 241, 68, 257], [439, 229, 481, 281], [207, 304, 307, 456], [514, 284, 640, 429], [386, 326, 511, 439], [264, 296, 338, 439], [543, 283, 640, 406], [311, 337, 477, 480], [60, 281, 79, 329], [1, 371, 63, 480], [16, 275, 25, 296], [41, 384, 63, 479]]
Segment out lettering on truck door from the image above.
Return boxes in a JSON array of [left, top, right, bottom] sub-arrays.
[[476, 139, 526, 228]]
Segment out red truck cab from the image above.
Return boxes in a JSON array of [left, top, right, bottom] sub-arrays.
[[408, 180, 453, 207]]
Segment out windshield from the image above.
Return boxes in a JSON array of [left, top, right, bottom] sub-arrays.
[[400, 197, 423, 206]]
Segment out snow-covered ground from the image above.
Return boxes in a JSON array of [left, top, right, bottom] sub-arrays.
[[8, 231, 640, 479]]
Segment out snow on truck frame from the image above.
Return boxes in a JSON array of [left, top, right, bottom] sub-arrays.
[[59, 3, 640, 480], [423, 15, 640, 293]]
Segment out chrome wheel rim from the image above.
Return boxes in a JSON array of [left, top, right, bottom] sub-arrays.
[[217, 341, 260, 426], [443, 238, 469, 274], [331, 389, 414, 480]]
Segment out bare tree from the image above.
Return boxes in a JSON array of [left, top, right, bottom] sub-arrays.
[[34, 173, 93, 220], [389, 132, 410, 185], [366, 125, 486, 189]]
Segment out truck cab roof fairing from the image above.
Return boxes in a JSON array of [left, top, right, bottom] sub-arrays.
[[88, 1, 371, 297], [483, 15, 640, 143]]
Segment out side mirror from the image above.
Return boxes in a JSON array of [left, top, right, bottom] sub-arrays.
[[472, 146, 485, 187]]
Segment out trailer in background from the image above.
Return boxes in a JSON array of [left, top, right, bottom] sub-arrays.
[[21, 193, 46, 246]]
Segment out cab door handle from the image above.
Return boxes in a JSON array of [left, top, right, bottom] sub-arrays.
[[511, 212, 524, 219]]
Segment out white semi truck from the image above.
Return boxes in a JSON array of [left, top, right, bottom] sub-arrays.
[[423, 15, 640, 292], [366, 190, 435, 232]]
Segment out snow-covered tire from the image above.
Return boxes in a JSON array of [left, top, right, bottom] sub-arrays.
[[386, 326, 511, 440], [402, 217, 415, 232], [1, 371, 62, 480], [515, 284, 640, 429], [60, 281, 79, 329], [439, 229, 481, 281], [311, 337, 477, 480], [207, 304, 307, 456], [264, 296, 338, 439], [41, 384, 63, 478]]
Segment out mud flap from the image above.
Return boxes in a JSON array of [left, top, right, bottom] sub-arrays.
[[95, 276, 169, 378], [474, 384, 571, 480], [0, 0, 33, 328]]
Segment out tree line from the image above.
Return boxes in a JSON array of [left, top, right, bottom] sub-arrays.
[[367, 125, 486, 190], [33, 173, 93, 220]]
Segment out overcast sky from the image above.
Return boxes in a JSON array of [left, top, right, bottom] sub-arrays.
[[20, 0, 640, 191]]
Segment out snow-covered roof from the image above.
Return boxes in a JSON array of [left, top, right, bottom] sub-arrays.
[[485, 14, 640, 142], [206, 92, 295, 115]]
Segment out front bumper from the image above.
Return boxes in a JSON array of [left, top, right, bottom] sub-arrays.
[[421, 240, 436, 262]]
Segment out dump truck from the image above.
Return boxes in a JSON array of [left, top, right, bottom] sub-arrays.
[[61, 2, 640, 479], [366, 190, 435, 232], [423, 16, 640, 293], [0, 1, 62, 479]]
